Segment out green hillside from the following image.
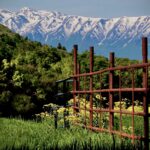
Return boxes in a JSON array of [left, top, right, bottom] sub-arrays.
[[0, 24, 72, 117], [0, 24, 139, 118]]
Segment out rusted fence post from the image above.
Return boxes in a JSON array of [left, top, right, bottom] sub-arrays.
[[90, 47, 94, 127], [73, 45, 78, 114], [109, 52, 115, 131], [142, 37, 149, 150]]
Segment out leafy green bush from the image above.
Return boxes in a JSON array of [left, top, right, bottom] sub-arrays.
[[12, 94, 36, 115]]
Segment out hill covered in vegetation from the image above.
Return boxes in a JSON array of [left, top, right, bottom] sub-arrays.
[[0, 24, 73, 117], [0, 24, 139, 117]]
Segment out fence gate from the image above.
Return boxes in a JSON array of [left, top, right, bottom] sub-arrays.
[[71, 37, 149, 149]]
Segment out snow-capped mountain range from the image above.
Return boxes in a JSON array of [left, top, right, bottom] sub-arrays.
[[0, 7, 150, 59]]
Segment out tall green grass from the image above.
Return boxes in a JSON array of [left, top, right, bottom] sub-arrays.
[[0, 117, 145, 150]]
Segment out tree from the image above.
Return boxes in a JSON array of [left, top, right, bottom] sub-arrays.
[[57, 43, 62, 49]]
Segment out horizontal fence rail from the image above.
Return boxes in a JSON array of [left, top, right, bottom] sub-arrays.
[[71, 37, 150, 150]]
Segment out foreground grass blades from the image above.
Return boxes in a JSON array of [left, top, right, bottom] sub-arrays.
[[0, 118, 144, 150]]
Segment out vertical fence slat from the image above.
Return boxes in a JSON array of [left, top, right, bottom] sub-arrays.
[[109, 52, 115, 131], [90, 46, 94, 127], [142, 37, 149, 150], [131, 69, 135, 144], [73, 45, 78, 114], [118, 70, 123, 142]]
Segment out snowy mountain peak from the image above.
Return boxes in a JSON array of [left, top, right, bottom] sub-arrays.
[[0, 7, 150, 59], [20, 7, 32, 11]]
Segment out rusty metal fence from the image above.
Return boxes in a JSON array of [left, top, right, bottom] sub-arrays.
[[71, 37, 150, 149]]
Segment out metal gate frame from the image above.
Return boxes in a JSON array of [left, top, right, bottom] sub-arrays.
[[72, 37, 149, 149]]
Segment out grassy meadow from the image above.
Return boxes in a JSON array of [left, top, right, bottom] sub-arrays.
[[0, 117, 140, 150]]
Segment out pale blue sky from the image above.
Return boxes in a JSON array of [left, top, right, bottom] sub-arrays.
[[0, 0, 150, 18]]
